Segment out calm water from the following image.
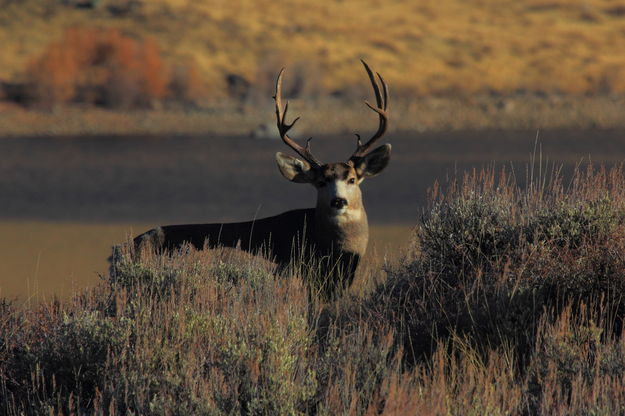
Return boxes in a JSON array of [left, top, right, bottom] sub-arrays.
[[1, 129, 624, 299]]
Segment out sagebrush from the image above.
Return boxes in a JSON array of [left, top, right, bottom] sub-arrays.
[[2, 165, 625, 415]]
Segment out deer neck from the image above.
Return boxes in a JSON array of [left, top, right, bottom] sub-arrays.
[[313, 203, 369, 256]]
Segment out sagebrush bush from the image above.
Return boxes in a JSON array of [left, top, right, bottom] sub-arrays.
[[1, 301, 128, 415], [2, 164, 625, 415], [374, 166, 625, 364], [526, 306, 625, 415]]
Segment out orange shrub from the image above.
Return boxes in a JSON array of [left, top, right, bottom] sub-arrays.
[[170, 60, 207, 104], [27, 40, 79, 107], [27, 27, 178, 109], [139, 38, 168, 100]]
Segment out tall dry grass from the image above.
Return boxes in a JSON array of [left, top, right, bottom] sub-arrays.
[[2, 164, 625, 415]]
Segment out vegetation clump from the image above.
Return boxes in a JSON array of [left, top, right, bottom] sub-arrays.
[[25, 27, 204, 109], [374, 166, 625, 363], [2, 165, 625, 415]]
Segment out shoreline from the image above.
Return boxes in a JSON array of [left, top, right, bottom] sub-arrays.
[[1, 95, 625, 138]]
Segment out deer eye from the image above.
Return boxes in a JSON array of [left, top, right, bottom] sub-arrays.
[[348, 178, 356, 184]]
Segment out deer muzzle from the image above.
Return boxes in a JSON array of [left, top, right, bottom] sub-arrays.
[[330, 197, 348, 209]]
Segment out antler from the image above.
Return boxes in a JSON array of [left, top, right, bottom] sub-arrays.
[[349, 60, 389, 162], [274, 68, 322, 168]]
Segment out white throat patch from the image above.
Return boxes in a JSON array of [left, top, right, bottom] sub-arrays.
[[332, 206, 363, 223], [318, 181, 363, 223]]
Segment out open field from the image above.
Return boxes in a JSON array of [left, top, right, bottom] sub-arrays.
[[3, 0, 625, 97], [3, 1, 625, 134]]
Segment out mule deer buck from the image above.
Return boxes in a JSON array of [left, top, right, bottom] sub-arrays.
[[131, 60, 391, 298]]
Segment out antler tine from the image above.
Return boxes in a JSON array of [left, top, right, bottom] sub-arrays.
[[274, 68, 322, 168], [350, 60, 389, 161]]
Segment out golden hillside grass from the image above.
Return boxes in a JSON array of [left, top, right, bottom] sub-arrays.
[[2, 0, 625, 96]]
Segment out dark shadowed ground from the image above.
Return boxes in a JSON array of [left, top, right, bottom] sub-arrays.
[[1, 129, 624, 299]]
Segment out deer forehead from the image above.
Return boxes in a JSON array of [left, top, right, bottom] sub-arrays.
[[318, 163, 357, 181]]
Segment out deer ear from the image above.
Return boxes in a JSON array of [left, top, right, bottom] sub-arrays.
[[354, 144, 391, 179], [276, 152, 316, 183]]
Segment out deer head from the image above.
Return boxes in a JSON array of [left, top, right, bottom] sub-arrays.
[[274, 60, 391, 222]]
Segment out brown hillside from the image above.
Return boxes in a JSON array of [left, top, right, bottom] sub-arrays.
[[2, 0, 625, 97]]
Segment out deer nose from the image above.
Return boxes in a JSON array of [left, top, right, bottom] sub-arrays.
[[331, 197, 348, 209]]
